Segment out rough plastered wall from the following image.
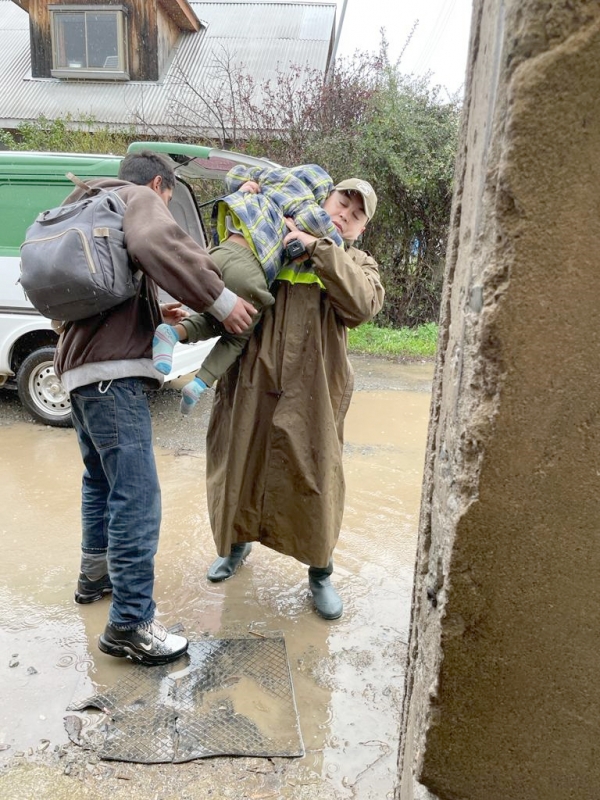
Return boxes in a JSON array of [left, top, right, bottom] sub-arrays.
[[398, 1, 600, 799]]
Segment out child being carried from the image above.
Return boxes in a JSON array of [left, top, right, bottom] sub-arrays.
[[152, 163, 345, 414]]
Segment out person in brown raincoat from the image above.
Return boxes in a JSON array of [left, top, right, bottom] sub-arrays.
[[205, 178, 384, 619]]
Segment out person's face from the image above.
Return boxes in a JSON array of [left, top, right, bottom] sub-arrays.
[[158, 186, 173, 207], [323, 190, 368, 241], [148, 175, 173, 207]]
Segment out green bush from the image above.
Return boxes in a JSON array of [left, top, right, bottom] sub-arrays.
[[1, 115, 138, 155]]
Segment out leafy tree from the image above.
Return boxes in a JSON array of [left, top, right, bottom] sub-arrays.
[[356, 72, 460, 326]]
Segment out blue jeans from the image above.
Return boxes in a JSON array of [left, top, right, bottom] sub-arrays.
[[70, 378, 161, 629]]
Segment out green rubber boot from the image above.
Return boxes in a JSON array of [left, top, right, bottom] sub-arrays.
[[207, 543, 252, 582], [308, 561, 343, 620]]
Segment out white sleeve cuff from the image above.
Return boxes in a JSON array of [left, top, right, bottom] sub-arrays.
[[207, 287, 237, 322]]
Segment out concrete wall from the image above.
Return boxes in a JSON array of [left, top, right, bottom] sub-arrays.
[[398, 1, 600, 798]]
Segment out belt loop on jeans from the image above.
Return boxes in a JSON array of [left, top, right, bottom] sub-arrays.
[[98, 379, 113, 394]]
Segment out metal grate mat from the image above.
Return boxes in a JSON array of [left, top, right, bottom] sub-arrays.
[[66, 636, 304, 763]]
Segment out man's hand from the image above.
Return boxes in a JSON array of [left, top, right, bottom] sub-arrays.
[[283, 218, 316, 262], [283, 217, 317, 249], [222, 297, 257, 334], [239, 181, 260, 194], [161, 302, 190, 325]]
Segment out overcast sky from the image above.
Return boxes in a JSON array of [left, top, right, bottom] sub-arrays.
[[332, 0, 474, 97]]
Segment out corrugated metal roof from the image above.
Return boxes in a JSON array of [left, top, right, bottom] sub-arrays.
[[0, 0, 336, 132], [193, 1, 334, 39]]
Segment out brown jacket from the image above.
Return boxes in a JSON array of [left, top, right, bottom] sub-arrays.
[[206, 238, 384, 567], [55, 179, 232, 391]]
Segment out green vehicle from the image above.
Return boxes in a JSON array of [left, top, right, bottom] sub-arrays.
[[0, 142, 276, 426]]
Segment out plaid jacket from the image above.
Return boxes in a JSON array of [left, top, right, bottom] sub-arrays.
[[215, 164, 343, 284]]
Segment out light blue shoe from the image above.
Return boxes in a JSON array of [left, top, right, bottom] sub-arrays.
[[152, 323, 179, 375]]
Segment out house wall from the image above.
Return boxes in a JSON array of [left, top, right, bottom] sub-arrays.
[[28, 0, 52, 77], [398, 0, 600, 798], [1, 0, 333, 132], [127, 0, 158, 79], [27, 0, 160, 80], [157, 4, 180, 79]]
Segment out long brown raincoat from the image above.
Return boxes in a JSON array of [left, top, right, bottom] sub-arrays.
[[206, 237, 385, 567]]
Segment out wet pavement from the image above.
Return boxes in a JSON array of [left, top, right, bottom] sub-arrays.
[[0, 355, 433, 800]]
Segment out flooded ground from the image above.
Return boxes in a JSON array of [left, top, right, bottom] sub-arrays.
[[0, 355, 433, 800]]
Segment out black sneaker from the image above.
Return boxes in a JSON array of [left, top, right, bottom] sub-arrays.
[[98, 620, 189, 666], [74, 573, 113, 604]]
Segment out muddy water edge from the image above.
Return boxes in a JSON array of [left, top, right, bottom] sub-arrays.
[[0, 354, 433, 800]]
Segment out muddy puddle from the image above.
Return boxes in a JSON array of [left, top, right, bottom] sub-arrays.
[[0, 358, 433, 799]]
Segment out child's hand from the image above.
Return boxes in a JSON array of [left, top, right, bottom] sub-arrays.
[[239, 181, 260, 194], [160, 302, 189, 325]]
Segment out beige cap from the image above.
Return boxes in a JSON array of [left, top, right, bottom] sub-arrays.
[[334, 178, 377, 220]]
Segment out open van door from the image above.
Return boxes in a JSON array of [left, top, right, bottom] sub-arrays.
[[127, 142, 279, 247], [126, 142, 279, 180]]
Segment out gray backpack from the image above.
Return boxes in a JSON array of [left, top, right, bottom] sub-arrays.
[[19, 174, 140, 322]]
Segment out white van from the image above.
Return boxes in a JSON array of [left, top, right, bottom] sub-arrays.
[[0, 142, 275, 426]]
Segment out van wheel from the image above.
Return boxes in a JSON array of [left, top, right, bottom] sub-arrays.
[[16, 346, 72, 428]]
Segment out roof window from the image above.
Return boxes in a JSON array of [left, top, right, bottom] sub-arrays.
[[50, 5, 129, 80]]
